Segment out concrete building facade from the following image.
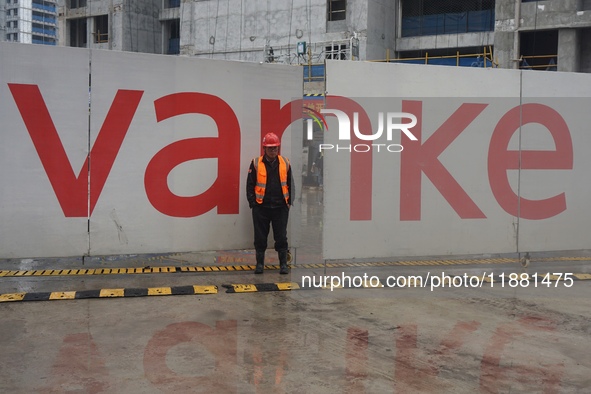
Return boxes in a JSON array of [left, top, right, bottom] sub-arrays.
[[56, 0, 161, 53], [494, 0, 591, 72], [4, 0, 58, 45], [173, 0, 396, 65], [52, 0, 591, 75]]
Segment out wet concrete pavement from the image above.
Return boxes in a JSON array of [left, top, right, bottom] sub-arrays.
[[1, 187, 591, 393]]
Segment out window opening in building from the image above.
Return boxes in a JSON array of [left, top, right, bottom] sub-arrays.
[[166, 19, 180, 54], [328, 0, 346, 21], [69, 0, 87, 8], [69, 17, 87, 47], [520, 30, 558, 71], [401, 0, 495, 37], [166, 0, 180, 8], [94, 14, 108, 43], [325, 43, 348, 60]]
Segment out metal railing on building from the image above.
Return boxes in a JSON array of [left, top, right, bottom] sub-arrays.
[[301, 47, 500, 83], [375, 47, 498, 68], [519, 55, 557, 71], [94, 31, 109, 44]]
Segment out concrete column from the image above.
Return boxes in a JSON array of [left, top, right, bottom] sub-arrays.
[[493, 31, 516, 69], [112, 6, 122, 51], [558, 28, 580, 72], [87, 15, 94, 48], [493, 0, 520, 69]]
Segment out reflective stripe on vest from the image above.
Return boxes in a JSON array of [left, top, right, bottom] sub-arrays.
[[253, 155, 290, 205]]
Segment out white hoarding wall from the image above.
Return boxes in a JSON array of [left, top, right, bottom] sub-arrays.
[[323, 60, 591, 260], [0, 43, 302, 258], [517, 72, 591, 252], [4, 43, 590, 261], [1, 43, 90, 258]]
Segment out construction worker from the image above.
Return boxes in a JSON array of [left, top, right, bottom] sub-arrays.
[[246, 132, 293, 274]]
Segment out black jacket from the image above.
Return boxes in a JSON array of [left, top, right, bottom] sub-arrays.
[[246, 155, 293, 208]]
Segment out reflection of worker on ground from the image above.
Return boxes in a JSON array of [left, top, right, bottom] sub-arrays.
[[246, 133, 293, 274]]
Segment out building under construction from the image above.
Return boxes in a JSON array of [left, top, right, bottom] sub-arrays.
[[45, 0, 591, 74]]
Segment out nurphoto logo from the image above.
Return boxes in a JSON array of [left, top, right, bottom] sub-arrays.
[[305, 106, 418, 153]]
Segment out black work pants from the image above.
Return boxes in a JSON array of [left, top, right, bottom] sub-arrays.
[[252, 205, 289, 252]]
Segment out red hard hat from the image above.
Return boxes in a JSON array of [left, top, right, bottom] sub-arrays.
[[262, 132, 280, 147]]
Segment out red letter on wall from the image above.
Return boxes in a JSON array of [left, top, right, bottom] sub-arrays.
[[400, 101, 488, 220], [260, 99, 302, 156], [488, 104, 573, 220], [9, 84, 143, 217], [146, 92, 240, 217]]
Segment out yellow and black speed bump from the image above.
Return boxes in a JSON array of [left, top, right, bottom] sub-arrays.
[[223, 282, 299, 293], [2, 256, 591, 279], [0, 285, 217, 303]]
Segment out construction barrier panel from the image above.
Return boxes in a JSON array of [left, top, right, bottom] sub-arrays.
[[0, 43, 302, 258], [4, 43, 591, 261], [322, 60, 591, 260]]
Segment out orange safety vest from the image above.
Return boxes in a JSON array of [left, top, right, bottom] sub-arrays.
[[253, 155, 290, 205]]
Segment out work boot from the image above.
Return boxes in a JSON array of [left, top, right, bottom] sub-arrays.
[[278, 250, 289, 274], [255, 251, 265, 274]]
